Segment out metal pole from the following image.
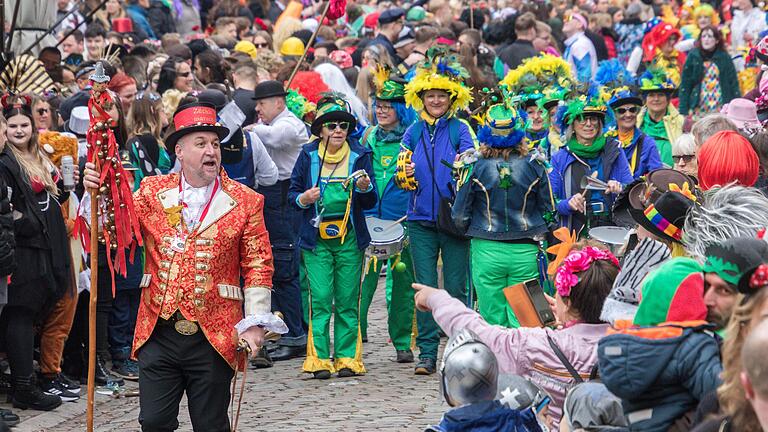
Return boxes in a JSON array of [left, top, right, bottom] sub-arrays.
[[20, 0, 88, 56], [5, 0, 21, 54]]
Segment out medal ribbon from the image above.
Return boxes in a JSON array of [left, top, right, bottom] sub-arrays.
[[178, 175, 220, 235]]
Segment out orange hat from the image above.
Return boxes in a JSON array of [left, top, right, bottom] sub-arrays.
[[698, 130, 760, 190]]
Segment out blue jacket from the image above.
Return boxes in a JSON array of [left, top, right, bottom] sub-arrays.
[[125, 4, 157, 40], [608, 129, 663, 180], [288, 139, 378, 251], [598, 324, 722, 432], [550, 140, 634, 230], [452, 155, 554, 241], [362, 126, 410, 221], [425, 401, 543, 432], [402, 117, 476, 223]]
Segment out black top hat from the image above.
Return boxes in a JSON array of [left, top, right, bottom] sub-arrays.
[[252, 80, 288, 101], [613, 168, 697, 227], [165, 102, 229, 151]]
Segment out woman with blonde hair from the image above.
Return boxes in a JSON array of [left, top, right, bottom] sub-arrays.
[[127, 90, 171, 189]]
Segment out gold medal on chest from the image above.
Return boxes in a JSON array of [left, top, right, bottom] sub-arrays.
[[174, 319, 199, 335]]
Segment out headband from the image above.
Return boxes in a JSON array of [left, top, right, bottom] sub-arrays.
[[643, 205, 683, 241], [554, 247, 620, 297]]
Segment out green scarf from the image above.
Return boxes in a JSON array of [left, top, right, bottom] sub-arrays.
[[566, 135, 606, 159]]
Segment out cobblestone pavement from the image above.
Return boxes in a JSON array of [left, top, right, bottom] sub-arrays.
[[6, 277, 447, 431]]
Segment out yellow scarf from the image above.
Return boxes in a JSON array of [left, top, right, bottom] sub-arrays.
[[318, 140, 350, 165]]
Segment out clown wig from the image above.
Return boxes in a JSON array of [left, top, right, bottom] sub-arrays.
[[697, 130, 760, 190]]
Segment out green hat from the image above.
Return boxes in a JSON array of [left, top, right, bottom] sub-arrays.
[[310, 92, 357, 136], [703, 237, 768, 287], [373, 65, 406, 102], [639, 62, 679, 93], [634, 258, 707, 326], [406, 6, 427, 22]]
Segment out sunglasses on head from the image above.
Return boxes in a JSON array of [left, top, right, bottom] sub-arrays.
[[615, 106, 639, 115], [135, 90, 160, 101], [324, 122, 350, 131]]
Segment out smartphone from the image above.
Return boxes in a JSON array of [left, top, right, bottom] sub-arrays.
[[503, 278, 556, 328]]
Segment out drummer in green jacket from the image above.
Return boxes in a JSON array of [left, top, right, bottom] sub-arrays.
[[360, 68, 419, 363]]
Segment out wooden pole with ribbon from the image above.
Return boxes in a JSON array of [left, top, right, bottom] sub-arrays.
[[77, 61, 143, 432], [285, 0, 347, 88]]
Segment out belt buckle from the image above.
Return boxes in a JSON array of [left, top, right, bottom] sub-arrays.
[[174, 319, 199, 335], [590, 202, 605, 214]]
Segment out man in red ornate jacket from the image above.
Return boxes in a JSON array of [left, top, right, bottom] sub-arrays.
[[84, 102, 286, 431]]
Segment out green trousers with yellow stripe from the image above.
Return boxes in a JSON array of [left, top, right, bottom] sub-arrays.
[[301, 232, 366, 374], [359, 243, 415, 351]]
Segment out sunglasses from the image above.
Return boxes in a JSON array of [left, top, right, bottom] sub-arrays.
[[253, 42, 269, 48], [135, 90, 160, 101], [324, 122, 350, 131], [672, 154, 696, 164], [615, 106, 639, 115], [37, 108, 49, 116]]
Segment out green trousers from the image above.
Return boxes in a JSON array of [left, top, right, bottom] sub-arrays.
[[302, 233, 365, 374], [359, 243, 415, 351], [471, 238, 539, 328], [408, 222, 469, 360]]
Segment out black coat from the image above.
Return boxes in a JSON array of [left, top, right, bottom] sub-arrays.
[[0, 175, 15, 277], [0, 147, 71, 314], [498, 39, 538, 69]]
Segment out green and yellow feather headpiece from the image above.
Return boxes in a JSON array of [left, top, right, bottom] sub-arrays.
[[404, 46, 473, 115]]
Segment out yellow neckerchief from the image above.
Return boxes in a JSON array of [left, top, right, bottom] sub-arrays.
[[618, 129, 639, 174], [318, 140, 350, 167]]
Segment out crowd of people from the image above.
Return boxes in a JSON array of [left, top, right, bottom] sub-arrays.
[[0, 0, 768, 430]]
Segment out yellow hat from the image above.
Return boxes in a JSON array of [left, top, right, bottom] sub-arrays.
[[280, 37, 305, 57], [234, 40, 258, 59]]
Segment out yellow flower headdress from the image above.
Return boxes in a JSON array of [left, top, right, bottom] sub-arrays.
[[404, 46, 473, 115]]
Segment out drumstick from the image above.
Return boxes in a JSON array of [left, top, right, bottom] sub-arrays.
[[383, 215, 407, 231]]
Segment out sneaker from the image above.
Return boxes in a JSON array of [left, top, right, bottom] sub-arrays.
[[414, 358, 437, 375], [112, 360, 139, 381], [57, 373, 82, 394], [12, 377, 62, 411], [39, 377, 79, 403]]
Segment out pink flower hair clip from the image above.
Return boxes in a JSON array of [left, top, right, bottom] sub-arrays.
[[554, 246, 620, 297]]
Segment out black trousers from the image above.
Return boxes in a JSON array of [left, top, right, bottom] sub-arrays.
[[137, 322, 234, 432]]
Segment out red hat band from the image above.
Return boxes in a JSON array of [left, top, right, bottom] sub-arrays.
[[174, 106, 218, 130]]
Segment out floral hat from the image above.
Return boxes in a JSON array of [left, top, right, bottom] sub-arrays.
[[555, 246, 620, 297], [500, 54, 574, 109], [404, 46, 473, 115], [595, 59, 642, 108], [639, 61, 679, 93]]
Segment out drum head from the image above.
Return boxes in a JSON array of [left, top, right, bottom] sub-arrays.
[[589, 226, 630, 246], [366, 216, 405, 243]]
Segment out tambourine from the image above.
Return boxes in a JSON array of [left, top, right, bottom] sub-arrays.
[[395, 148, 418, 191]]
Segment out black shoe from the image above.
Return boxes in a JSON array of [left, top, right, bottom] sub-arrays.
[[94, 355, 124, 387], [0, 408, 19, 427], [396, 350, 414, 363], [250, 347, 273, 369], [337, 368, 358, 378], [12, 376, 62, 411], [39, 377, 79, 403], [312, 370, 331, 380], [362, 336, 369, 343], [414, 358, 436, 375], [270, 345, 306, 362]]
